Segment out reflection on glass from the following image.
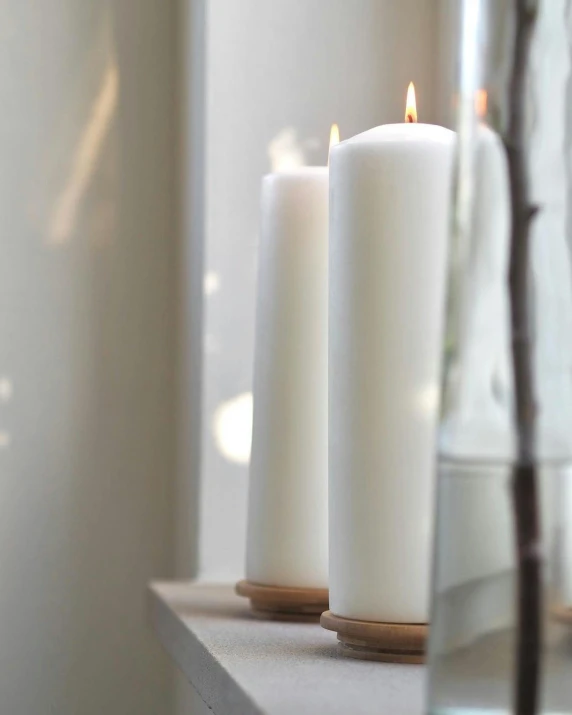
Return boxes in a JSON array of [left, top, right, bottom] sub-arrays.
[[427, 1, 572, 713]]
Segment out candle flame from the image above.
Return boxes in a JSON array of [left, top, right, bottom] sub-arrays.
[[475, 89, 487, 119], [329, 123, 340, 150], [328, 123, 340, 167], [405, 82, 417, 123]]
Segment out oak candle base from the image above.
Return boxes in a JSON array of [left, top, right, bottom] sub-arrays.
[[235, 580, 329, 622], [320, 610, 427, 663]]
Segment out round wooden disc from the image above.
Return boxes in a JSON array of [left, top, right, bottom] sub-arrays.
[[235, 580, 329, 622], [552, 605, 572, 626], [320, 610, 427, 664]]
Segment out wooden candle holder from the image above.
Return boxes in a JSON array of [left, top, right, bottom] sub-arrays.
[[235, 580, 328, 622], [320, 610, 427, 663]]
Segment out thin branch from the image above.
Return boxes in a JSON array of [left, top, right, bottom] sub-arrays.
[[501, 1, 542, 714]]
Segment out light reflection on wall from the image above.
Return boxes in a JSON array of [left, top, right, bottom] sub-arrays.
[[416, 384, 439, 415], [0, 378, 13, 402], [267, 127, 306, 171], [203, 271, 221, 296], [212, 392, 253, 465], [0, 378, 13, 449], [49, 63, 119, 245]]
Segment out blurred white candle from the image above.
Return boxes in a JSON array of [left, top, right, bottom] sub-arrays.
[[329, 85, 454, 622], [439, 112, 514, 590], [246, 129, 337, 588], [564, 474, 572, 605], [432, 112, 516, 651], [441, 92, 513, 465]]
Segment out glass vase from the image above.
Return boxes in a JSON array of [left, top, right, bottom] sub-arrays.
[[426, 1, 572, 714]]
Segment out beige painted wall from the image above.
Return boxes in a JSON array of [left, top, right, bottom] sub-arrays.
[[0, 1, 178, 713]]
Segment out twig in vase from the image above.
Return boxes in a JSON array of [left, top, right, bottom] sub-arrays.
[[502, 1, 542, 714]]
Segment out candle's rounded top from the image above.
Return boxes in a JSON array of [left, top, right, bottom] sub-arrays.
[[337, 123, 455, 149]]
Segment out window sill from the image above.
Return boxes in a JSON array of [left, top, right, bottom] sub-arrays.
[[148, 581, 425, 714]]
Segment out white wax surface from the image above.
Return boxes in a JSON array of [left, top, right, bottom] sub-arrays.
[[329, 124, 455, 622], [246, 168, 329, 589]]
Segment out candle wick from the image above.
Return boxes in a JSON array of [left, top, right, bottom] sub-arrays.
[[406, 114, 415, 124]]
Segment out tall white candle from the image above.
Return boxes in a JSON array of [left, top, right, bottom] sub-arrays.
[[246, 167, 329, 589], [329, 105, 454, 622]]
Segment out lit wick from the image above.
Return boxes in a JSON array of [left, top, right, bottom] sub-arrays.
[[405, 82, 418, 124]]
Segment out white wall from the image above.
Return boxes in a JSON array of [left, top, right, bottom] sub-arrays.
[[436, 0, 461, 129], [0, 2, 177, 713]]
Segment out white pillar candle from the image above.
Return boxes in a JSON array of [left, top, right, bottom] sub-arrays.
[[329, 96, 454, 623], [246, 167, 329, 589]]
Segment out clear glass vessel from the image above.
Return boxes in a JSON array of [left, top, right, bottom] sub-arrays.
[[427, 1, 572, 713]]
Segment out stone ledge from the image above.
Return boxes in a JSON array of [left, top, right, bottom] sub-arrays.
[[148, 581, 424, 715]]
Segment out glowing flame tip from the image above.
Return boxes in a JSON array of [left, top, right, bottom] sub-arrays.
[[475, 89, 488, 119], [329, 123, 340, 150], [405, 82, 417, 123]]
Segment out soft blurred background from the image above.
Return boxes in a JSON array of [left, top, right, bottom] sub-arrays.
[[0, 1, 457, 713]]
